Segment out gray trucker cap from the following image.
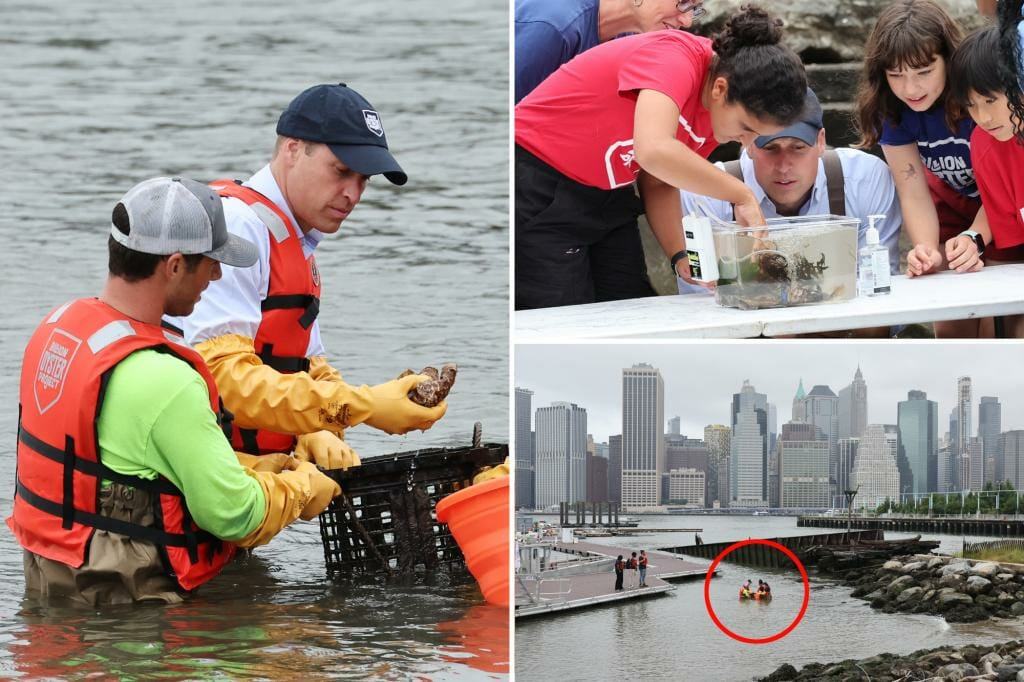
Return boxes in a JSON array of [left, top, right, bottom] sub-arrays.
[[110, 177, 258, 268]]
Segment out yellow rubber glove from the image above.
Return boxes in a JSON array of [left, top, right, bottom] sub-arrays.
[[295, 460, 342, 521], [472, 457, 510, 485], [234, 461, 341, 547], [294, 431, 361, 470], [308, 356, 346, 440], [235, 451, 299, 473], [362, 374, 448, 435], [195, 334, 445, 436]]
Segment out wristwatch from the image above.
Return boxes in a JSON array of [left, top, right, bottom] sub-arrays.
[[959, 229, 985, 256], [670, 249, 688, 273]]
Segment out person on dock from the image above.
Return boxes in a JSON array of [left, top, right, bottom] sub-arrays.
[[9, 177, 341, 605], [164, 83, 447, 467], [638, 549, 649, 587], [614, 554, 625, 591], [628, 551, 639, 588]]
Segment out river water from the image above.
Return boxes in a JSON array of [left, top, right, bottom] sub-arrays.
[[0, 1, 509, 678], [516, 515, 1024, 681]]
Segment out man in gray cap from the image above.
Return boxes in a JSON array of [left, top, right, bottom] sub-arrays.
[[679, 88, 902, 290], [166, 83, 446, 470], [10, 177, 340, 605]]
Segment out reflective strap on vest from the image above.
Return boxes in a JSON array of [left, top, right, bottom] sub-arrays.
[[261, 294, 320, 330], [19, 426, 180, 496], [15, 480, 218, 549]]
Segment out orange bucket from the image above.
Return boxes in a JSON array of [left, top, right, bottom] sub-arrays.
[[436, 476, 509, 606]]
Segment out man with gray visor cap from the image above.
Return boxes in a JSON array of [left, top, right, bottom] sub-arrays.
[[10, 177, 340, 605], [167, 83, 447, 473]]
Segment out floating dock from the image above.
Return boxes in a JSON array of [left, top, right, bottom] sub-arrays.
[[515, 540, 711, 619], [663, 530, 882, 568], [798, 515, 1024, 538]]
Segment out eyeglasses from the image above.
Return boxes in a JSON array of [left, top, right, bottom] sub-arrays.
[[677, 1, 707, 19]]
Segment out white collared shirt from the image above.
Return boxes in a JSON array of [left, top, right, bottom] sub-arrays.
[[678, 148, 902, 294], [166, 165, 328, 355]]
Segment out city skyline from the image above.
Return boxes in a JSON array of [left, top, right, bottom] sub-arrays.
[[515, 344, 1024, 443]]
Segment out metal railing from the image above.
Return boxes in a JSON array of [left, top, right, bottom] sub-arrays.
[[963, 538, 1024, 558]]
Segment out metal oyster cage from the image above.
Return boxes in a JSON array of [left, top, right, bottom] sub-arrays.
[[318, 438, 507, 578]]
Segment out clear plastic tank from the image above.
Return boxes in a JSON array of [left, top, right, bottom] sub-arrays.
[[712, 214, 858, 310]]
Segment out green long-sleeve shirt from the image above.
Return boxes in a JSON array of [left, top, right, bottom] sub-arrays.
[[96, 349, 265, 541]]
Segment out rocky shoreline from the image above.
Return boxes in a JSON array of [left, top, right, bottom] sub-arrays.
[[758, 640, 1024, 681], [833, 554, 1024, 623]]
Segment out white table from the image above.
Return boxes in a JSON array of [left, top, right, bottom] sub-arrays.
[[514, 263, 1024, 340]]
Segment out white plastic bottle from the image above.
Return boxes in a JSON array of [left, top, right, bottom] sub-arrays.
[[857, 214, 891, 297]]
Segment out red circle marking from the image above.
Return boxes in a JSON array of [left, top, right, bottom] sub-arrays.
[[702, 538, 810, 645]]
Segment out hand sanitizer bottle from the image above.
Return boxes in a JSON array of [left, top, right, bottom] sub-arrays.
[[858, 214, 891, 297]]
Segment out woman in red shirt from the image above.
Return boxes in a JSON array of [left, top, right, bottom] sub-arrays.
[[515, 5, 807, 310]]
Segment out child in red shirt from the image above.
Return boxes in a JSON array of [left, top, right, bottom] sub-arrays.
[[514, 6, 806, 310], [948, 25, 1024, 336]]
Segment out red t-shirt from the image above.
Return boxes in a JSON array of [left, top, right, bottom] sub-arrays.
[[972, 128, 1024, 250], [515, 30, 717, 190]]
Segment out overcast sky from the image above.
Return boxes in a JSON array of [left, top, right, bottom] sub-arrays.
[[515, 342, 1024, 443]]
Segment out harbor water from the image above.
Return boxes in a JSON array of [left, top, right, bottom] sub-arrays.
[[516, 515, 1024, 681], [0, 0, 508, 677]]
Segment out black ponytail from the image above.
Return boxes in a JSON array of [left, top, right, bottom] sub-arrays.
[[997, 0, 1024, 143], [711, 5, 807, 126]]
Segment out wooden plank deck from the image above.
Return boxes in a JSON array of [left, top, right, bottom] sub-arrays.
[[514, 263, 1024, 339]]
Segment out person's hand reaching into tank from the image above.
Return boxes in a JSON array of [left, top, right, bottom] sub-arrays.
[[906, 243, 943, 277]]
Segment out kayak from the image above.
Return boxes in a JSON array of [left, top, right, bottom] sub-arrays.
[[739, 591, 772, 601]]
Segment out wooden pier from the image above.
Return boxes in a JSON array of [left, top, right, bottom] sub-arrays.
[[515, 540, 711, 619], [663, 530, 883, 568], [798, 515, 1024, 538]]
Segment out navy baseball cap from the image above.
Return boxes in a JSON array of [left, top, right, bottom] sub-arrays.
[[276, 83, 407, 186], [755, 88, 823, 148]]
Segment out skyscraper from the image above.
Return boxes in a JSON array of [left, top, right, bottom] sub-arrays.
[[852, 424, 899, 510], [608, 435, 622, 504], [837, 438, 859, 505], [792, 379, 807, 422], [534, 402, 588, 508], [621, 364, 665, 509], [731, 380, 768, 507], [949, 408, 960, 491], [515, 387, 535, 509], [969, 436, 985, 491], [837, 366, 868, 440], [779, 421, 830, 508], [665, 436, 711, 505], [897, 390, 938, 495], [979, 397, 1002, 485], [668, 416, 681, 436], [1001, 431, 1024, 490], [704, 424, 731, 508], [800, 385, 840, 497], [955, 376, 972, 490]]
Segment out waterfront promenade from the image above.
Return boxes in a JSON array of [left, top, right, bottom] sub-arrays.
[[515, 539, 710, 619]]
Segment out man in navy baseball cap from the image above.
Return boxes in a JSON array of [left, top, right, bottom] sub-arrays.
[[165, 82, 447, 479], [277, 82, 407, 186]]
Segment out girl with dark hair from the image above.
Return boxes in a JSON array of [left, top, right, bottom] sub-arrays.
[[855, 0, 1009, 337], [947, 26, 1024, 336], [514, 5, 806, 310], [997, 0, 1024, 141]]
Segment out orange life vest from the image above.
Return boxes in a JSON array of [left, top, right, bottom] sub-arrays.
[[210, 180, 322, 455], [8, 298, 236, 591]]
